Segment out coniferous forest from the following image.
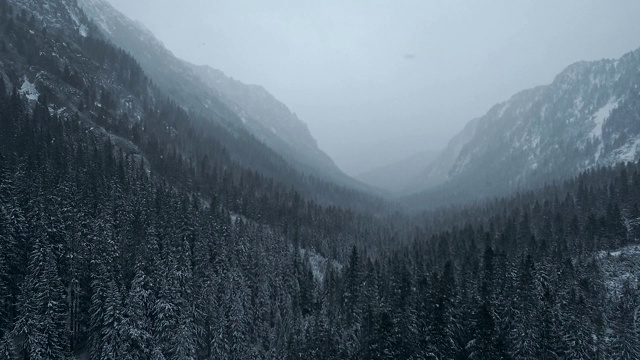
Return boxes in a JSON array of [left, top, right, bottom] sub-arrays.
[[2, 0, 640, 359]]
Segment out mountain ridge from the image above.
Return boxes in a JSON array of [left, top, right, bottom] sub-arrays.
[[3, 0, 385, 212], [409, 47, 640, 206], [77, 0, 358, 187]]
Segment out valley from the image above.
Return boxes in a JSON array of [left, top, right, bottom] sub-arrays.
[[0, 0, 640, 359]]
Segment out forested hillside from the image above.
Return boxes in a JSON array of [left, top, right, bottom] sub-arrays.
[[76, 0, 360, 189], [4, 70, 640, 358], [408, 47, 640, 210], [0, 24, 380, 358], [1, 0, 640, 359], [0, 0, 384, 213]]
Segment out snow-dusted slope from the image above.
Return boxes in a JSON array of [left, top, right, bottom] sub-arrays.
[[598, 245, 640, 298], [190, 64, 342, 179], [14, 0, 90, 38], [76, 0, 349, 183], [5, 0, 150, 153], [415, 48, 640, 199]]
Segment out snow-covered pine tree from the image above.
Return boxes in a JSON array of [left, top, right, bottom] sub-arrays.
[[607, 283, 640, 359], [90, 264, 124, 360], [0, 329, 16, 360], [12, 225, 68, 360], [121, 264, 160, 360], [509, 255, 540, 359]]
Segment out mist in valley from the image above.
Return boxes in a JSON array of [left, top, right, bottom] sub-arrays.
[[108, 0, 640, 180]]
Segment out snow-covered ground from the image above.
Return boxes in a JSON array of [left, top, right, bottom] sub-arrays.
[[19, 76, 39, 101], [597, 244, 640, 298], [300, 248, 342, 283], [590, 98, 619, 139]]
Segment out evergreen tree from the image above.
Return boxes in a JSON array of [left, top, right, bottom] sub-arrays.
[[121, 265, 162, 360], [608, 283, 640, 359], [467, 302, 508, 360], [90, 269, 124, 360], [13, 230, 68, 360], [0, 329, 16, 360]]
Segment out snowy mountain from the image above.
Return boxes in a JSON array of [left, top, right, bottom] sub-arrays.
[[413, 48, 640, 201], [1, 0, 380, 210], [189, 64, 346, 180], [11, 0, 90, 38], [2, 0, 149, 139], [76, 0, 351, 184]]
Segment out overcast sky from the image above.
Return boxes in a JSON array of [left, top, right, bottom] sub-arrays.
[[107, 0, 640, 176]]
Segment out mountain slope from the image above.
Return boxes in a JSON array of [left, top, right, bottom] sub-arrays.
[[4, 0, 385, 213], [412, 48, 640, 205], [410, 118, 480, 192], [190, 64, 347, 180], [0, 4, 365, 356], [76, 0, 355, 186]]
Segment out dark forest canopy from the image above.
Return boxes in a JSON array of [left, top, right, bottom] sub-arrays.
[[1, 0, 640, 359], [2, 71, 640, 358]]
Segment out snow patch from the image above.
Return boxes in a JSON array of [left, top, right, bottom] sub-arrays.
[[229, 213, 248, 224], [594, 142, 604, 163], [497, 103, 508, 118], [539, 105, 547, 120], [530, 135, 540, 148], [598, 244, 640, 298], [590, 99, 619, 139], [616, 138, 640, 162], [79, 25, 88, 37], [66, 2, 81, 26], [48, 106, 67, 116], [300, 249, 341, 283], [19, 77, 39, 101]]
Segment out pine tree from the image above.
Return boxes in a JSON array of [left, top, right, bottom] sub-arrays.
[[467, 302, 508, 360], [536, 283, 561, 360], [90, 265, 124, 360], [153, 243, 197, 360], [0, 161, 26, 330], [608, 283, 640, 359], [561, 290, 598, 360], [223, 269, 250, 359], [0, 330, 16, 360], [509, 255, 540, 359], [13, 231, 68, 360], [121, 265, 160, 360]]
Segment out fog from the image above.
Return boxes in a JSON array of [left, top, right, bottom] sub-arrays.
[[107, 0, 640, 176]]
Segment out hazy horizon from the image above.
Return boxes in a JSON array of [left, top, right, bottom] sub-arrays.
[[106, 0, 640, 176]]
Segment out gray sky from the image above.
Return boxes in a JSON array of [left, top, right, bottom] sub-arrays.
[[107, 0, 640, 176]]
